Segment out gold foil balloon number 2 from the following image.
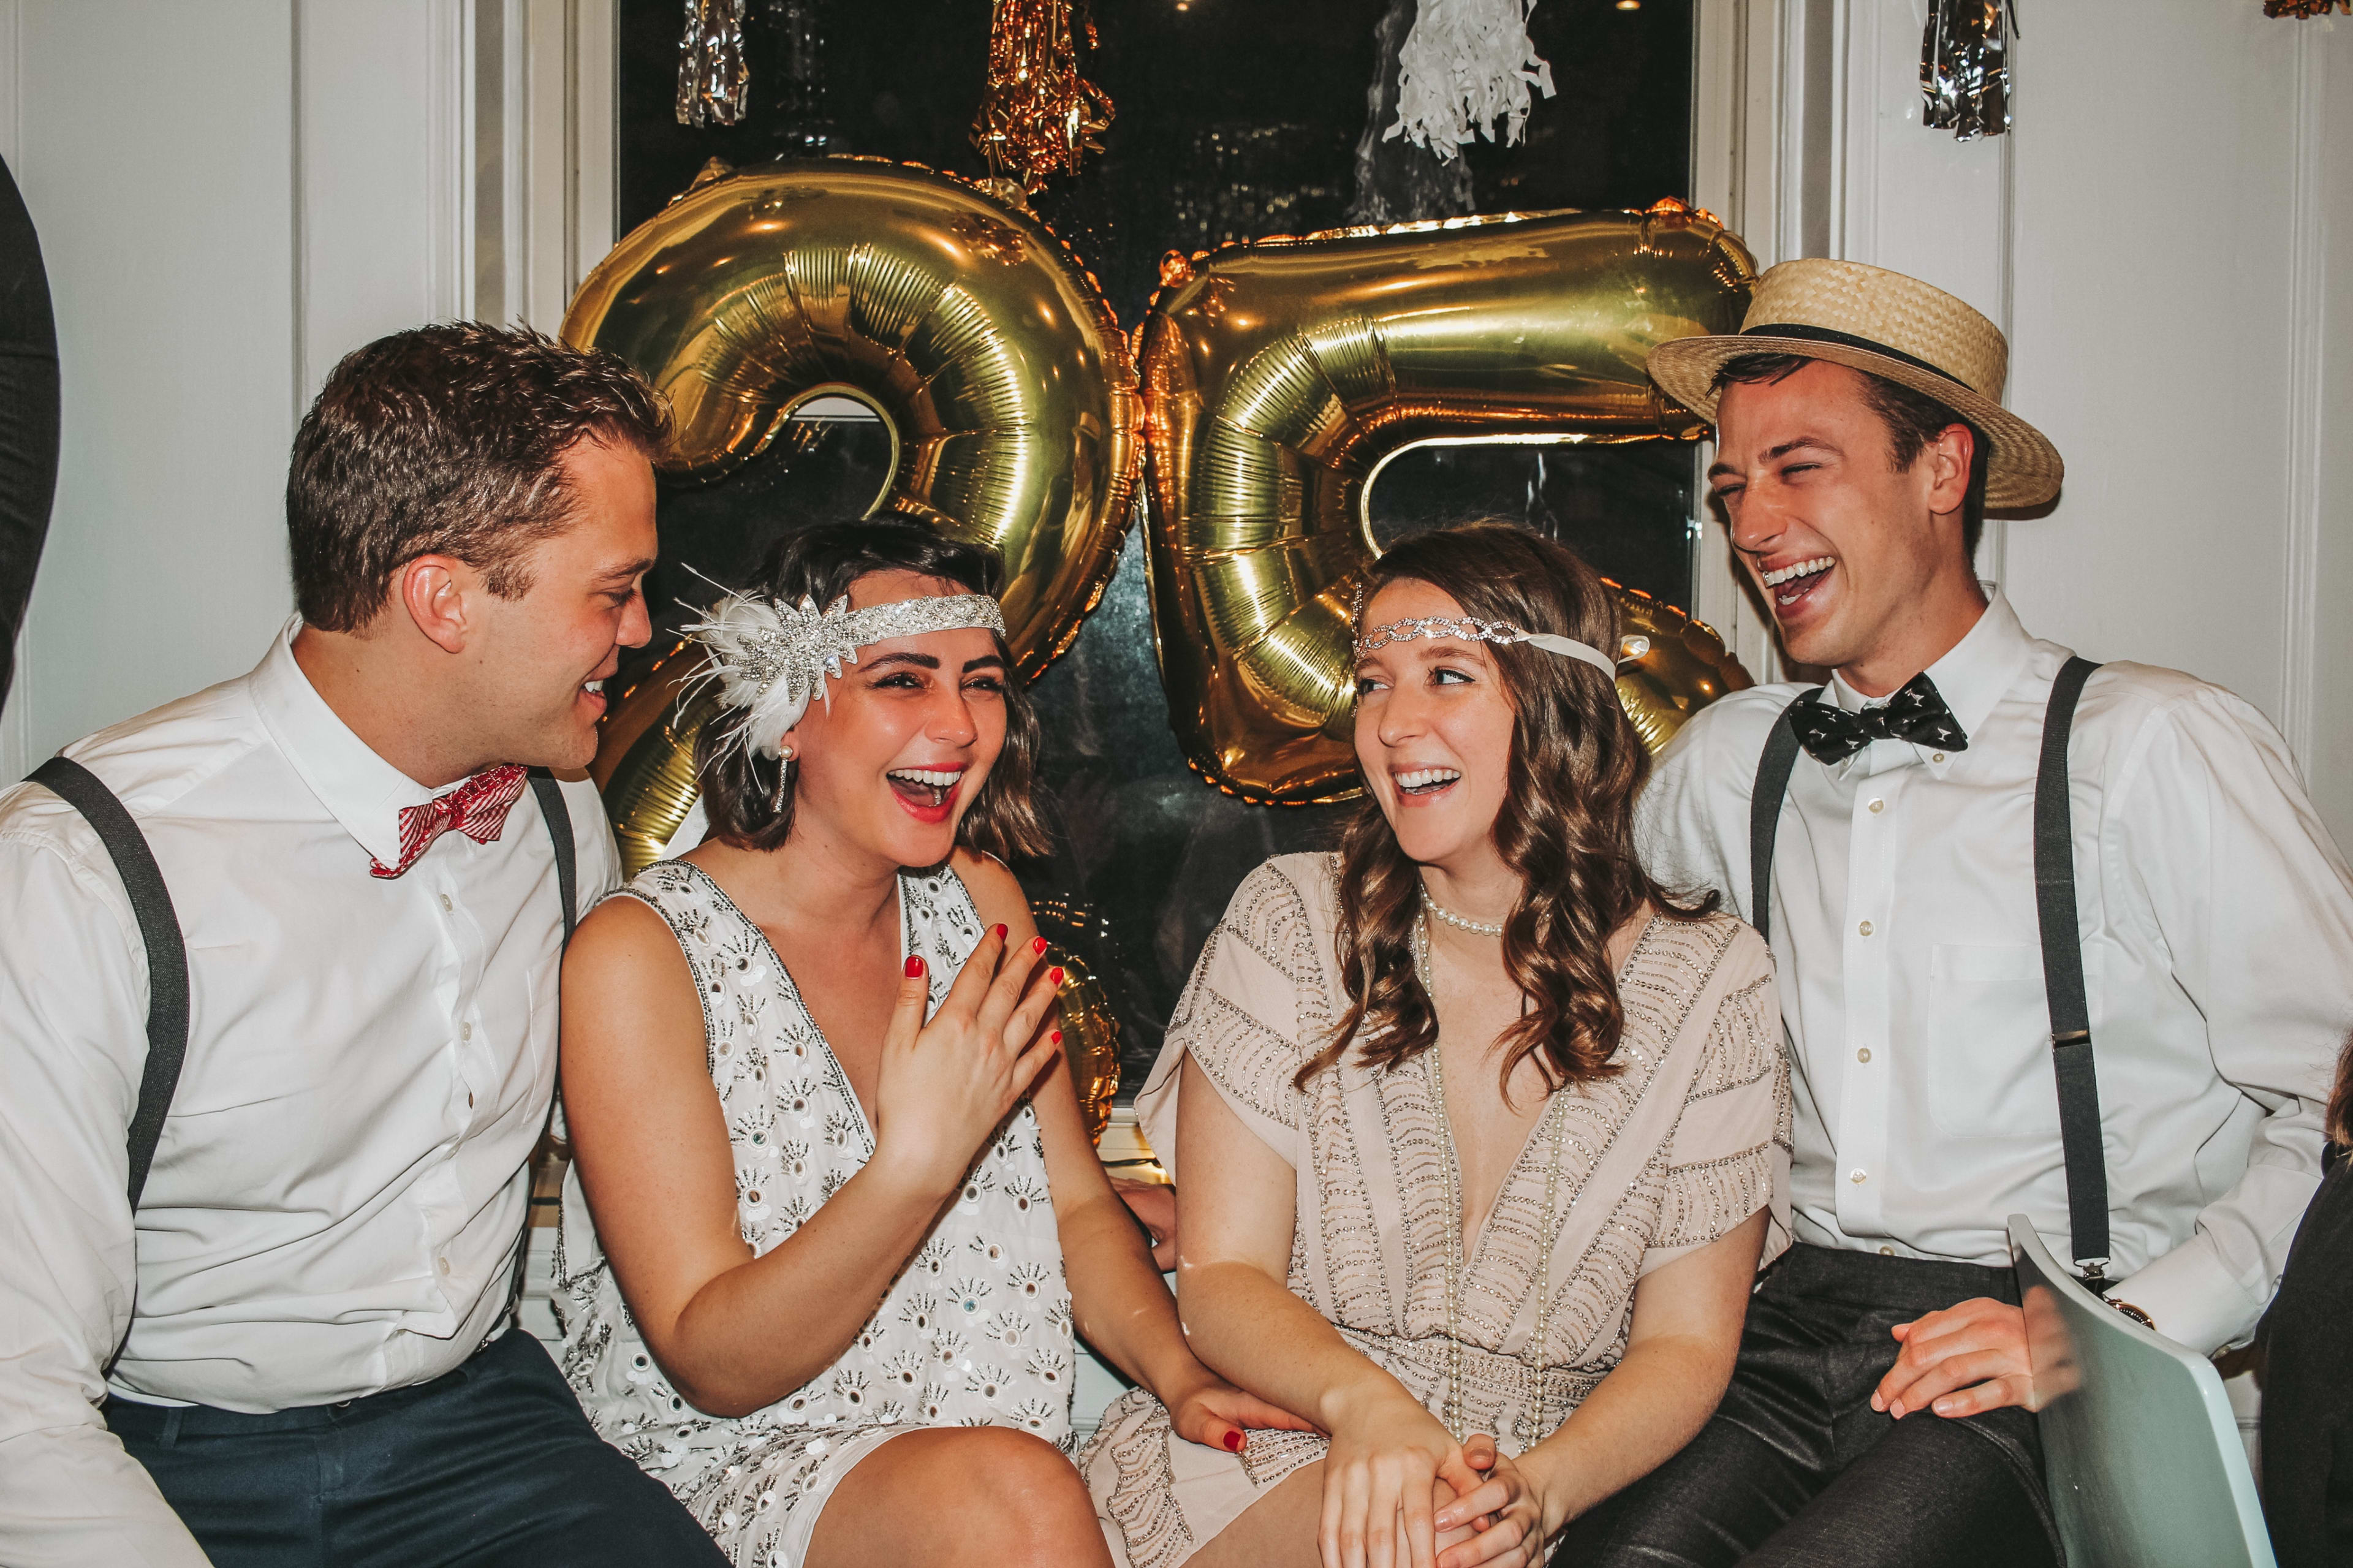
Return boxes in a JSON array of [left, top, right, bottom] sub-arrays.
[[563, 164, 1759, 1124]]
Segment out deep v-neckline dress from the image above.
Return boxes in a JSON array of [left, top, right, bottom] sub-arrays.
[[556, 860, 1075, 1567], [1078, 853, 1790, 1568]]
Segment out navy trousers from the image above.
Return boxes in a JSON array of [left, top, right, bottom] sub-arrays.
[[105, 1329, 727, 1568], [1555, 1245, 2062, 1567]]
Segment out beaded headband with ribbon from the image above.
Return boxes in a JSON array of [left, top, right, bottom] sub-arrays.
[[684, 589, 1009, 763], [1353, 614, 1645, 676]]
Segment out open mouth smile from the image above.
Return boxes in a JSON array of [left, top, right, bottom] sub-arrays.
[[1394, 767, 1461, 800], [1759, 556, 1835, 612], [887, 765, 965, 822]]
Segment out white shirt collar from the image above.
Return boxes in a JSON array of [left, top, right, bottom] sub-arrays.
[[1819, 594, 2034, 774], [247, 617, 438, 869]]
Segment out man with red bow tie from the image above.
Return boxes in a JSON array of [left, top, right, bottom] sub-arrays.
[[0, 325, 726, 1566]]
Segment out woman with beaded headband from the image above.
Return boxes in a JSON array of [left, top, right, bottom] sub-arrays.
[[1080, 523, 1791, 1568], [555, 515, 1306, 1568]]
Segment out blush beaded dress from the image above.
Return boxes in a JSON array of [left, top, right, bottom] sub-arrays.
[[555, 860, 1074, 1568], [1079, 854, 1790, 1568]]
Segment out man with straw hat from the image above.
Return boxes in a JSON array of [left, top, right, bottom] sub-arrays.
[[1563, 260, 2353, 1565]]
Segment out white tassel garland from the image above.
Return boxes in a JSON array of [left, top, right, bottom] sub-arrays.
[[1384, 0, 1556, 162]]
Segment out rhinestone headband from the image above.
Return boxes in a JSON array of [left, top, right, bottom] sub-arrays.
[[1354, 615, 1644, 678], [684, 589, 1009, 762]]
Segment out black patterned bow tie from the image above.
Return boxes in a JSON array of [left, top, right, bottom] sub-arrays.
[[1793, 673, 1969, 764]]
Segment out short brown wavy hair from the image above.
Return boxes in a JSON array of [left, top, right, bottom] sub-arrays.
[[287, 322, 670, 632], [1298, 523, 1717, 1099], [695, 515, 1049, 865]]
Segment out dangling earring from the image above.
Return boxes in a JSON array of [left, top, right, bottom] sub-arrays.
[[769, 746, 794, 812]]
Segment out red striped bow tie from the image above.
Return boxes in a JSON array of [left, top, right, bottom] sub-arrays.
[[369, 764, 529, 879]]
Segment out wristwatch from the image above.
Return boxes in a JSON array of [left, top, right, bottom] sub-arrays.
[[2105, 1298, 2155, 1330]]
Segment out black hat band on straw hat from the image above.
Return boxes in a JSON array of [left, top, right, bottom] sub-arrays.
[[1737, 322, 1968, 388]]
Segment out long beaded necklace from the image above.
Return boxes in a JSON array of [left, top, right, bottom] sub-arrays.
[[1414, 909, 1571, 1450]]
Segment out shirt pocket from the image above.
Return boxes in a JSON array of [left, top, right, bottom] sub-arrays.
[[1925, 943, 2064, 1140]]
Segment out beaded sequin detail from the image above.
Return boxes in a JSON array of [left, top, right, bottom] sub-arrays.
[[555, 860, 1072, 1567], [1081, 854, 1789, 1568]]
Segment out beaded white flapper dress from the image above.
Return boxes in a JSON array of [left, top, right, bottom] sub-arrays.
[[556, 860, 1074, 1567]]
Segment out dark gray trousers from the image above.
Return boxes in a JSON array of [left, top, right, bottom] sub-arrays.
[[1555, 1244, 2061, 1568], [107, 1328, 727, 1568]]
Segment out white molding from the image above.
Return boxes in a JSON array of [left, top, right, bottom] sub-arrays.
[[2279, 26, 2324, 767], [428, 0, 468, 322], [289, 0, 309, 425], [574, 0, 615, 274], [472, 0, 614, 332], [1690, 0, 1825, 685]]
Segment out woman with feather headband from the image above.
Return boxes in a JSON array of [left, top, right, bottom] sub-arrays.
[[553, 515, 1306, 1568]]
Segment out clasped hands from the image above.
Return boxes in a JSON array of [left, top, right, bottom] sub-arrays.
[[1871, 1295, 2042, 1420], [1320, 1390, 1558, 1568]]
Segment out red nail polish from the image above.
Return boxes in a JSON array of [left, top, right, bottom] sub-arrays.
[[1032, 936, 1048, 955], [993, 923, 1008, 941], [1050, 967, 1064, 985], [1050, 1030, 1063, 1045], [1222, 1430, 1244, 1452], [904, 955, 924, 978]]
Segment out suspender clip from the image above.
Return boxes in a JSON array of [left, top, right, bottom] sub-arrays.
[[2051, 1029, 2091, 1048]]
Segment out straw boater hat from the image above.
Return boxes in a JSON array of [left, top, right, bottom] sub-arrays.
[[1647, 258, 2063, 510]]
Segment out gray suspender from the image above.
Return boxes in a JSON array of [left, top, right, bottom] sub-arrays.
[[1748, 657, 2113, 1281], [24, 759, 578, 1209], [28, 757, 189, 1209]]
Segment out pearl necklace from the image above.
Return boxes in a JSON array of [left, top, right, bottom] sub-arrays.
[[1421, 885, 1506, 937], [1413, 910, 1569, 1450]]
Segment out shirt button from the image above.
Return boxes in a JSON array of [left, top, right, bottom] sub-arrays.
[[439, 893, 453, 914], [461, 1021, 473, 1042], [437, 1257, 452, 1275], [466, 1091, 476, 1108], [1868, 798, 1885, 814], [1931, 752, 1946, 763], [1858, 920, 1874, 936], [1879, 1245, 1895, 1256], [1857, 1047, 1873, 1063], [1850, 1169, 1868, 1184]]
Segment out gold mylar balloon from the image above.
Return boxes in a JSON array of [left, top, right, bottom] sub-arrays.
[[1610, 581, 1754, 753], [563, 157, 1140, 680], [566, 157, 1142, 876], [1140, 201, 1759, 803]]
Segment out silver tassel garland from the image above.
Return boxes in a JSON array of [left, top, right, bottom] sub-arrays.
[[676, 0, 751, 128], [1920, 0, 2014, 142]]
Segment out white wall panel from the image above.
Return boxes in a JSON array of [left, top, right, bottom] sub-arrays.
[[2003, 0, 2302, 729], [4, 0, 300, 767], [296, 0, 469, 401], [2303, 20, 2353, 841]]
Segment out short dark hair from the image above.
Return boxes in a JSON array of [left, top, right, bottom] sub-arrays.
[[1712, 352, 1991, 564], [287, 322, 671, 632], [695, 515, 1050, 864]]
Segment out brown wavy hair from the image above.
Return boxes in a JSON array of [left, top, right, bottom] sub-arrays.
[[2329, 1031, 2352, 1149], [1297, 523, 1717, 1100], [696, 515, 1049, 865]]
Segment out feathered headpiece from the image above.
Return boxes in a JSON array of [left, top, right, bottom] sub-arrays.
[[684, 588, 1009, 763]]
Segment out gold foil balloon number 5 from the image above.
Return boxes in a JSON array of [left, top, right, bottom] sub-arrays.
[[1141, 202, 1760, 803]]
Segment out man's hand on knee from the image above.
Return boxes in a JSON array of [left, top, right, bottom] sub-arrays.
[[1870, 1297, 2036, 1420]]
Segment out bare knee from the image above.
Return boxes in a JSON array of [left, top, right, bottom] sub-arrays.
[[935, 1428, 1107, 1568]]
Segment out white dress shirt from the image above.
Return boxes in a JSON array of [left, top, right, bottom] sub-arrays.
[[0, 620, 620, 1567], [1637, 596, 2350, 1355]]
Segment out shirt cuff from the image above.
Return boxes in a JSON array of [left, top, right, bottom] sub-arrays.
[[2110, 1231, 2270, 1355]]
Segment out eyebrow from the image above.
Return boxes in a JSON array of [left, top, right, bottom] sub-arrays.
[[1708, 437, 1844, 481], [862, 651, 1007, 674], [593, 556, 657, 586]]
